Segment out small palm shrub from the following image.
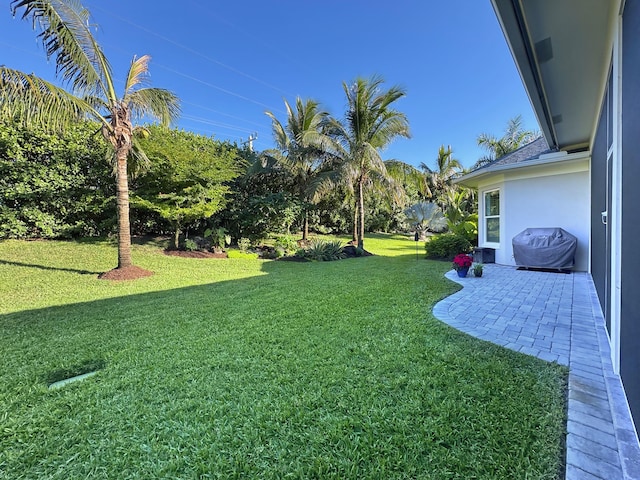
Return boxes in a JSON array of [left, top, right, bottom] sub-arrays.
[[425, 233, 472, 260], [296, 240, 345, 261]]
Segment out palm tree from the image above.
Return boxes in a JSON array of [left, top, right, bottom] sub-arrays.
[[404, 201, 448, 240], [475, 115, 539, 168], [264, 97, 331, 241], [419, 145, 462, 210], [1, 0, 180, 271], [326, 76, 410, 249], [385, 159, 432, 201]]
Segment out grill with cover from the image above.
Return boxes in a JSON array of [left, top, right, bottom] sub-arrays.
[[512, 227, 577, 269]]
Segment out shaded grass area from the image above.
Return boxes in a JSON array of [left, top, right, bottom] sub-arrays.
[[0, 234, 567, 479]]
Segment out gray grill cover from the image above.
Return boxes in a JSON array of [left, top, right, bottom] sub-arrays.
[[512, 228, 577, 268]]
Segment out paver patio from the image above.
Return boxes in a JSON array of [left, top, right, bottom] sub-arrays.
[[433, 264, 640, 479]]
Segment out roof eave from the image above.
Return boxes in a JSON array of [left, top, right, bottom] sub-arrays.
[[454, 150, 590, 188]]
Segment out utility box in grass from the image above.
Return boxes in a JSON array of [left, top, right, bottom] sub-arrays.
[[473, 247, 495, 263]]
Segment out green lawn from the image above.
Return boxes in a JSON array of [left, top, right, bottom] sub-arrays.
[[0, 234, 567, 479]]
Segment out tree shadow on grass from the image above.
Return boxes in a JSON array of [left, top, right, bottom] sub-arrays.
[[0, 259, 102, 276]]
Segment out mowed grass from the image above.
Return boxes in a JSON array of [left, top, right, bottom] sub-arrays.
[[0, 234, 567, 479]]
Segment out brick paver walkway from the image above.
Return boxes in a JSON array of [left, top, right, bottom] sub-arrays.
[[433, 264, 640, 479]]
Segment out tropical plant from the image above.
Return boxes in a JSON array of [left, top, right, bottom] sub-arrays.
[[264, 97, 332, 241], [1, 0, 180, 271], [474, 115, 540, 169], [296, 239, 345, 261], [404, 201, 448, 240], [325, 76, 410, 249], [274, 235, 297, 255], [204, 227, 231, 252], [182, 238, 198, 252]]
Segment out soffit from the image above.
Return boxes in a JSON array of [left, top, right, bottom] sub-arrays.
[[492, 0, 618, 151]]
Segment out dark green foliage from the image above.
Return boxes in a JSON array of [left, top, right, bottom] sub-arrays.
[[204, 227, 230, 250], [0, 120, 114, 239], [274, 235, 297, 255], [132, 126, 243, 249], [297, 240, 345, 261], [449, 216, 479, 247], [425, 233, 472, 260], [219, 150, 303, 241], [182, 238, 198, 251]]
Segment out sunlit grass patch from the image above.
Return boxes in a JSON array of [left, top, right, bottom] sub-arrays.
[[0, 234, 567, 479]]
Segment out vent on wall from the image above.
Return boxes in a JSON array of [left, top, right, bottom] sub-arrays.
[[535, 37, 554, 63]]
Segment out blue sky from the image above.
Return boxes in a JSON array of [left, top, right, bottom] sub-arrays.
[[1, 1, 538, 170]]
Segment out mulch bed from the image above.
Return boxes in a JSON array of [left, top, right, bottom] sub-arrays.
[[98, 244, 372, 280], [98, 265, 154, 281]]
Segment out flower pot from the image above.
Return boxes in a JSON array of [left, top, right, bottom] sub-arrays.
[[457, 267, 469, 278]]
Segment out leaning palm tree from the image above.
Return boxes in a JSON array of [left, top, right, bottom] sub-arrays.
[[1, 0, 180, 272], [264, 97, 331, 241], [326, 76, 410, 249]]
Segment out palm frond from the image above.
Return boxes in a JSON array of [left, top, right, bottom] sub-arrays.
[[125, 88, 180, 126], [0, 66, 99, 129], [11, 0, 111, 96], [123, 55, 151, 96]]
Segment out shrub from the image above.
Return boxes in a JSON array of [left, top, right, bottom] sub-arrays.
[[297, 240, 345, 261], [274, 235, 297, 254], [204, 227, 230, 250], [238, 237, 251, 252], [425, 233, 472, 260], [227, 249, 259, 259], [182, 238, 199, 251]]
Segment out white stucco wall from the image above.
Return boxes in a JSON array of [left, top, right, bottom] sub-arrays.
[[477, 158, 590, 271]]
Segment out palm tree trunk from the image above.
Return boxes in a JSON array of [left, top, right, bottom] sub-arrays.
[[116, 151, 133, 268], [358, 177, 365, 250], [303, 210, 309, 241], [352, 198, 358, 243]]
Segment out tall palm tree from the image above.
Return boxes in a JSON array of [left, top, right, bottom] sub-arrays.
[[1, 0, 180, 271], [475, 115, 538, 168], [326, 76, 410, 249], [264, 97, 330, 241]]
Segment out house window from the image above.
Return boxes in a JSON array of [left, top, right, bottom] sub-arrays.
[[484, 189, 500, 243]]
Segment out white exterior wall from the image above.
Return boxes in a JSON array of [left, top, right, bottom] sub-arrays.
[[477, 158, 590, 271]]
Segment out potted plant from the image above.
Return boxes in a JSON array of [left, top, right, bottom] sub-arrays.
[[473, 263, 484, 277], [452, 253, 473, 277]]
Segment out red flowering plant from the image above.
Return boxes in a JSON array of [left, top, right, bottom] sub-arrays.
[[452, 253, 473, 271]]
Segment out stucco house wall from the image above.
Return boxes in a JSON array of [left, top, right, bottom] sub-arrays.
[[475, 158, 590, 271]]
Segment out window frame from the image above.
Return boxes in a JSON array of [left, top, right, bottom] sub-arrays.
[[482, 188, 501, 247]]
